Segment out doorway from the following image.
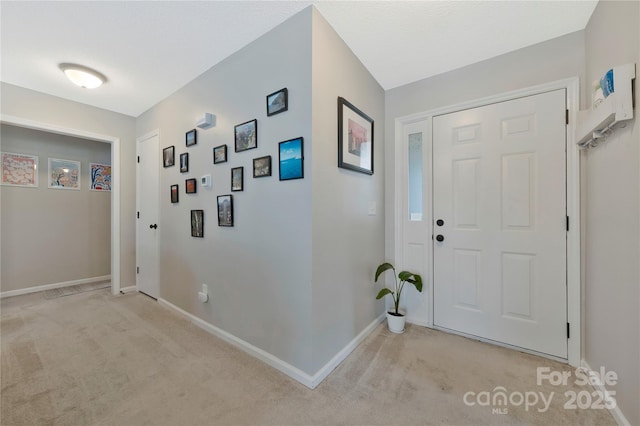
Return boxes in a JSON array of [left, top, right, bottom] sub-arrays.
[[0, 114, 122, 294], [394, 79, 581, 364]]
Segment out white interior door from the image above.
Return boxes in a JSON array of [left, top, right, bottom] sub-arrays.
[[433, 90, 567, 358], [136, 132, 160, 299]]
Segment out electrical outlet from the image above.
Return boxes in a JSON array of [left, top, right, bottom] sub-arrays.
[[202, 284, 208, 294]]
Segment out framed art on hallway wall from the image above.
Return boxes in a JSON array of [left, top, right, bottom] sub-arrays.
[[213, 145, 227, 164], [191, 209, 204, 237], [235, 119, 257, 152], [185, 129, 197, 147], [170, 184, 179, 203], [217, 194, 233, 227], [48, 158, 80, 190], [185, 178, 197, 194], [1, 152, 38, 187], [90, 163, 111, 191], [163, 146, 175, 167], [337, 97, 374, 175]]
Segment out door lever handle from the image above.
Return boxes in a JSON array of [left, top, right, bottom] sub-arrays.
[[149, 224, 158, 229]]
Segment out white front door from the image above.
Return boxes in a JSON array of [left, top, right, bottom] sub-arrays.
[[136, 132, 160, 299], [433, 90, 567, 358]]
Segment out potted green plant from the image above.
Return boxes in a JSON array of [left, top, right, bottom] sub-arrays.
[[375, 262, 423, 333]]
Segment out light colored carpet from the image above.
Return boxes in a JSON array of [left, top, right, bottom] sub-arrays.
[[1, 287, 615, 425]]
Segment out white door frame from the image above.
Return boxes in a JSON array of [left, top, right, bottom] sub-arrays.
[[1, 114, 122, 295], [393, 77, 581, 366]]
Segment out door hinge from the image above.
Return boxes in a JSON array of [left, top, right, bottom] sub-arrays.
[[566, 216, 569, 231], [137, 155, 140, 163], [136, 266, 140, 274], [566, 109, 569, 125], [137, 211, 140, 219], [567, 322, 570, 339]]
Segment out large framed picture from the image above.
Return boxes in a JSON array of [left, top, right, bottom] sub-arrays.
[[213, 144, 227, 164], [185, 178, 197, 194], [49, 158, 80, 190], [163, 146, 175, 167], [180, 152, 189, 173], [266, 88, 288, 116], [186, 129, 197, 147], [1, 152, 38, 187], [337, 97, 374, 175], [170, 184, 179, 203], [90, 163, 111, 191], [191, 210, 204, 237], [231, 166, 243, 192], [253, 155, 271, 178], [217, 194, 234, 227], [279, 137, 303, 181], [234, 119, 257, 152]]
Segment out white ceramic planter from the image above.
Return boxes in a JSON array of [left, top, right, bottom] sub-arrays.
[[386, 311, 405, 333]]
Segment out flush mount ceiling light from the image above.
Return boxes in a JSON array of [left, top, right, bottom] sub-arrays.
[[59, 63, 106, 89]]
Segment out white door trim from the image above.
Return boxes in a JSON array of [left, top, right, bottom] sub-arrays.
[[0, 114, 122, 295], [393, 77, 581, 366]]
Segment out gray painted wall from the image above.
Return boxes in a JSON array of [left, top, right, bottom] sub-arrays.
[[136, 7, 314, 373], [1, 124, 111, 291], [0, 83, 137, 289], [583, 2, 639, 424], [310, 9, 385, 372], [135, 5, 385, 376]]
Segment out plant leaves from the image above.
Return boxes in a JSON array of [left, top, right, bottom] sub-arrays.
[[376, 288, 393, 300], [399, 271, 423, 293], [413, 274, 423, 292], [375, 263, 395, 282]]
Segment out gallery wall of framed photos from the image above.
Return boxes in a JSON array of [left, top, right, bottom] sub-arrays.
[[161, 86, 308, 237]]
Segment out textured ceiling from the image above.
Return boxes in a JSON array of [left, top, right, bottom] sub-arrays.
[[0, 1, 598, 117]]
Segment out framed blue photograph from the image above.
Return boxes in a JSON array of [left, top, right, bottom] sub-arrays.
[[278, 137, 304, 181]]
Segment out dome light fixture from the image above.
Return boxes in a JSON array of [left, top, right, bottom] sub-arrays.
[[59, 63, 106, 89]]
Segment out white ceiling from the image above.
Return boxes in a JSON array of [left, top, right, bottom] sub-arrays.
[[1, 1, 598, 117]]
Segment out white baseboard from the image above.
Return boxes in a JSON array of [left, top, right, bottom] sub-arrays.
[[158, 297, 383, 389], [581, 360, 630, 426], [308, 313, 385, 388], [0, 275, 112, 299], [119, 286, 137, 294]]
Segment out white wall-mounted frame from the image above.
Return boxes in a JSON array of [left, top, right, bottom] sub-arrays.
[[0, 114, 122, 295], [393, 77, 581, 367]]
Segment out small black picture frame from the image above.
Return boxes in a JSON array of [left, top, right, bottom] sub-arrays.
[[191, 209, 204, 237], [253, 155, 271, 178], [231, 166, 244, 192], [267, 88, 288, 117], [234, 119, 257, 152], [185, 178, 197, 194], [213, 144, 227, 164], [279, 137, 304, 181], [170, 184, 179, 203], [180, 152, 189, 173], [186, 129, 197, 147], [163, 146, 175, 168], [338, 97, 374, 175], [217, 194, 233, 227]]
